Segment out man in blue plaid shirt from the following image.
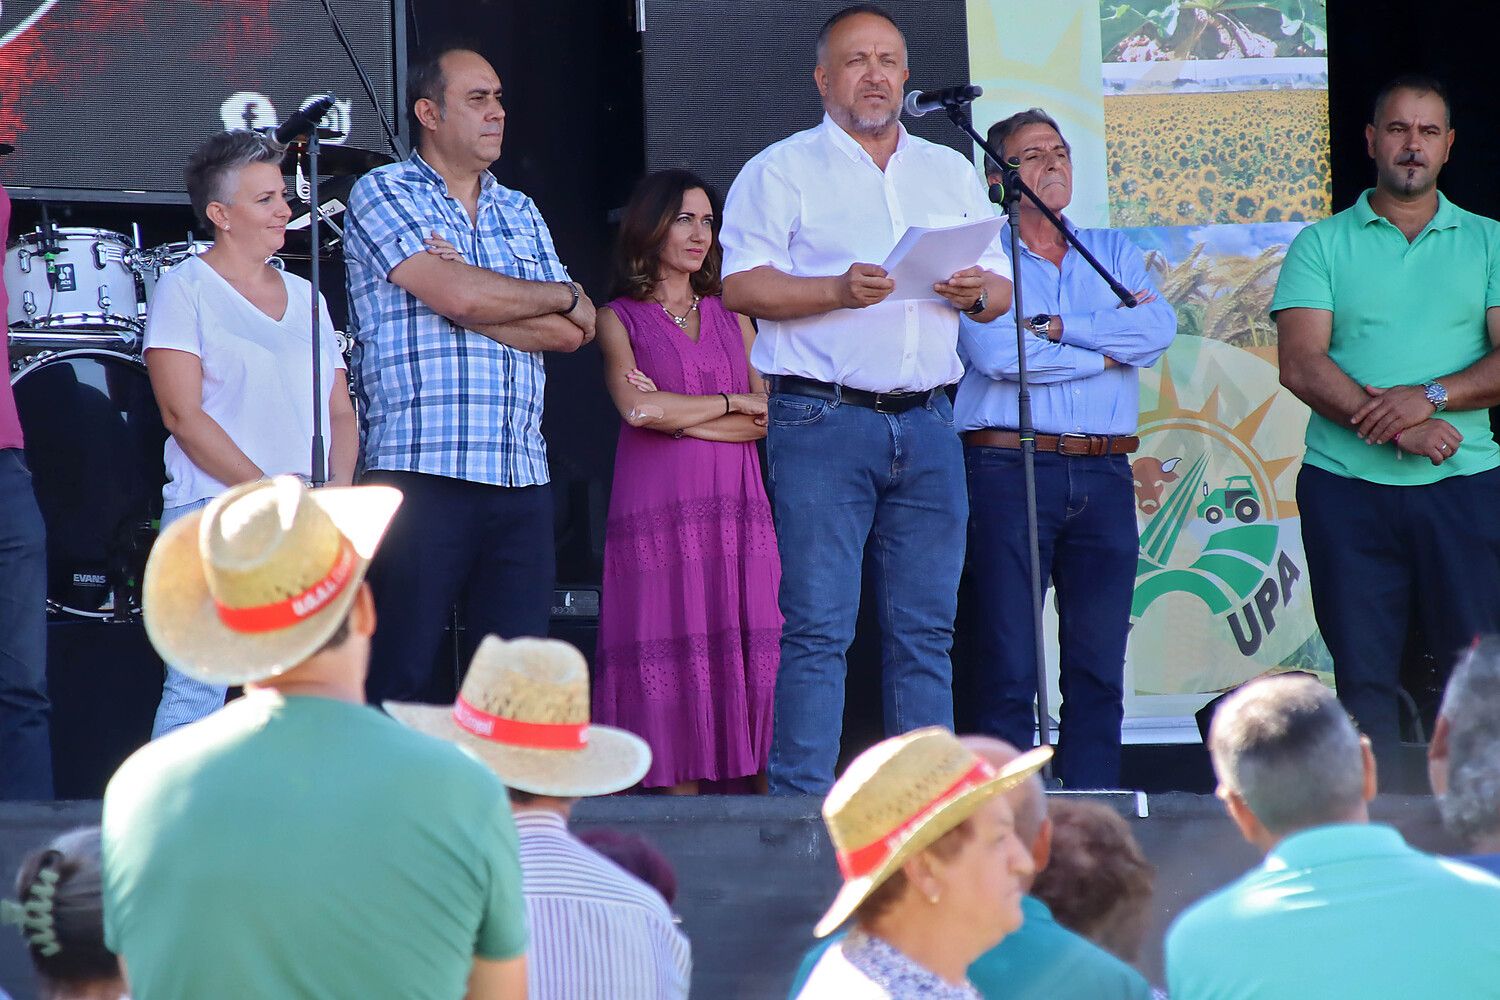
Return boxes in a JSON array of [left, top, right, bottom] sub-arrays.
[[345, 45, 595, 705]]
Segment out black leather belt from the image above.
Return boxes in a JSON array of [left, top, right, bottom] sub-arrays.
[[769, 375, 936, 414]]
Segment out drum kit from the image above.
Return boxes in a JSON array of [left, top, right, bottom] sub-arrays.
[[6, 139, 388, 620]]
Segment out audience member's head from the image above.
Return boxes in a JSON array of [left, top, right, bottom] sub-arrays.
[[1430, 636, 1500, 854], [1208, 674, 1375, 850], [813, 727, 1050, 989], [2, 827, 124, 1000], [958, 735, 1052, 891], [1031, 800, 1156, 964], [141, 476, 401, 697], [386, 634, 653, 810], [577, 828, 679, 907]]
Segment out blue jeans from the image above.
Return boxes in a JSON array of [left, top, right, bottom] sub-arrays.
[[966, 447, 1137, 789], [766, 389, 966, 795], [0, 448, 52, 799], [151, 497, 226, 738]]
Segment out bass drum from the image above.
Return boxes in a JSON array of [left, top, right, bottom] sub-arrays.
[[9, 347, 167, 617]]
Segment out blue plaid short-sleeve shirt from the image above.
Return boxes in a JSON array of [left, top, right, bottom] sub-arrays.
[[344, 152, 567, 486]]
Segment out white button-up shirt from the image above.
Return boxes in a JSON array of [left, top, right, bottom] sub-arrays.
[[721, 115, 1010, 393]]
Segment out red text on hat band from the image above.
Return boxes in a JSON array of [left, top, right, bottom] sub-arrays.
[[453, 695, 589, 750], [213, 539, 357, 634], [836, 758, 999, 880]]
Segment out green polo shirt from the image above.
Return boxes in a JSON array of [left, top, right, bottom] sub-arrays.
[[1271, 189, 1500, 485], [787, 895, 1152, 999], [1165, 823, 1500, 1000]]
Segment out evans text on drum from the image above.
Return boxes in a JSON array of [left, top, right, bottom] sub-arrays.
[[9, 347, 167, 618]]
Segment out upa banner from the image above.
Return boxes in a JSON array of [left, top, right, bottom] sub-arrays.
[[966, 0, 1332, 735]]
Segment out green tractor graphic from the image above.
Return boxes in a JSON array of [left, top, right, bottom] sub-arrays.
[[1197, 475, 1262, 525]]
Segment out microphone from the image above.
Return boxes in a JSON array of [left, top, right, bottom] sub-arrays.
[[903, 84, 983, 118], [39, 202, 65, 291], [274, 94, 337, 145]]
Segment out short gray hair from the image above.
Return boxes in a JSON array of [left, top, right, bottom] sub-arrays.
[[183, 130, 285, 231], [984, 108, 1068, 176], [1438, 637, 1500, 846], [1208, 674, 1365, 836]]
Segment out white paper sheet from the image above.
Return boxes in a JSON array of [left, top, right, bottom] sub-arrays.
[[880, 216, 1006, 302]]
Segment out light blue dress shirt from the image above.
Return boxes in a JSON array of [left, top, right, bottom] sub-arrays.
[[954, 222, 1176, 435], [1166, 823, 1500, 1000]]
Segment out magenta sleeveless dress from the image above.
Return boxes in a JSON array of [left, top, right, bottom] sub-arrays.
[[593, 294, 782, 788]]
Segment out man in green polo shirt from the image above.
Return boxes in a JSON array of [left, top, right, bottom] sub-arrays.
[[786, 736, 1154, 1000], [1273, 73, 1500, 752], [1166, 674, 1500, 999]]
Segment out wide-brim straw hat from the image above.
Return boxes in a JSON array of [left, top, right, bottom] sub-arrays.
[[814, 728, 1052, 938], [385, 635, 651, 798], [142, 476, 402, 685]]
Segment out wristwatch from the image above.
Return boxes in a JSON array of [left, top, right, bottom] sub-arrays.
[[1423, 380, 1449, 412], [965, 289, 989, 316], [1028, 313, 1052, 338]]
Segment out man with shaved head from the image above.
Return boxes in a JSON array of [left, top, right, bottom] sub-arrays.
[[720, 5, 1014, 796], [1167, 673, 1500, 998], [788, 735, 1153, 998]]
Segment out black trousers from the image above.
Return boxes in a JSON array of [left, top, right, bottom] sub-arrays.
[[1298, 463, 1500, 745], [362, 470, 554, 705]]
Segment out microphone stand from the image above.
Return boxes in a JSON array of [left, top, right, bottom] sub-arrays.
[[287, 126, 333, 486], [937, 100, 1138, 780]]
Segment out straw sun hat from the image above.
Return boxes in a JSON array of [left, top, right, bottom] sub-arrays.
[[142, 476, 402, 685], [384, 635, 652, 798], [814, 728, 1052, 938]]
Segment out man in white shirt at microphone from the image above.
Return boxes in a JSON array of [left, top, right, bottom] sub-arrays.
[[720, 2, 1012, 795]]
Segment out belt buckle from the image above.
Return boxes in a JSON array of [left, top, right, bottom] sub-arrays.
[[873, 392, 900, 414], [1058, 432, 1094, 456]]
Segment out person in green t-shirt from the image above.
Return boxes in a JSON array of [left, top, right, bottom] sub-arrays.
[[102, 476, 529, 1000], [1272, 73, 1500, 756]]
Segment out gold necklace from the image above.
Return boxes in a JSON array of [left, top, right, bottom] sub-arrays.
[[657, 294, 700, 329]]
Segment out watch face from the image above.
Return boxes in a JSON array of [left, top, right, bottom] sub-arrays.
[[1029, 314, 1050, 331]]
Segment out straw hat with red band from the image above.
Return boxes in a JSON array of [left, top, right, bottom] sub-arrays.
[[384, 634, 651, 798], [141, 476, 403, 685], [813, 728, 1052, 938]]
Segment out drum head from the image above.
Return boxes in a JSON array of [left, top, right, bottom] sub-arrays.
[[10, 349, 166, 617]]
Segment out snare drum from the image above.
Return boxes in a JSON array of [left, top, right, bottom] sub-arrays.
[[136, 241, 285, 317], [135, 239, 213, 315], [4, 228, 143, 333], [9, 346, 167, 617]]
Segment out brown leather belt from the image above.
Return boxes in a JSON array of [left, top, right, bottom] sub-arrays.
[[963, 429, 1139, 456]]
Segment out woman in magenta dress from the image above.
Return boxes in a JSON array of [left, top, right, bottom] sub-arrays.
[[594, 169, 781, 794]]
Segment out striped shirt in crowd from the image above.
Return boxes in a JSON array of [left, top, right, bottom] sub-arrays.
[[344, 151, 569, 487], [515, 810, 692, 999]]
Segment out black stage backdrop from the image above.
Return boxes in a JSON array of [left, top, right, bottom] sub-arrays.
[[642, 0, 971, 197], [0, 0, 404, 200]]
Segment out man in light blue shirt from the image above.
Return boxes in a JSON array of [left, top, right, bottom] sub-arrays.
[[956, 109, 1175, 788], [1167, 674, 1500, 999]]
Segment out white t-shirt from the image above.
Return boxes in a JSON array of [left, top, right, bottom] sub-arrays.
[[143, 255, 345, 506], [720, 115, 1011, 393]]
